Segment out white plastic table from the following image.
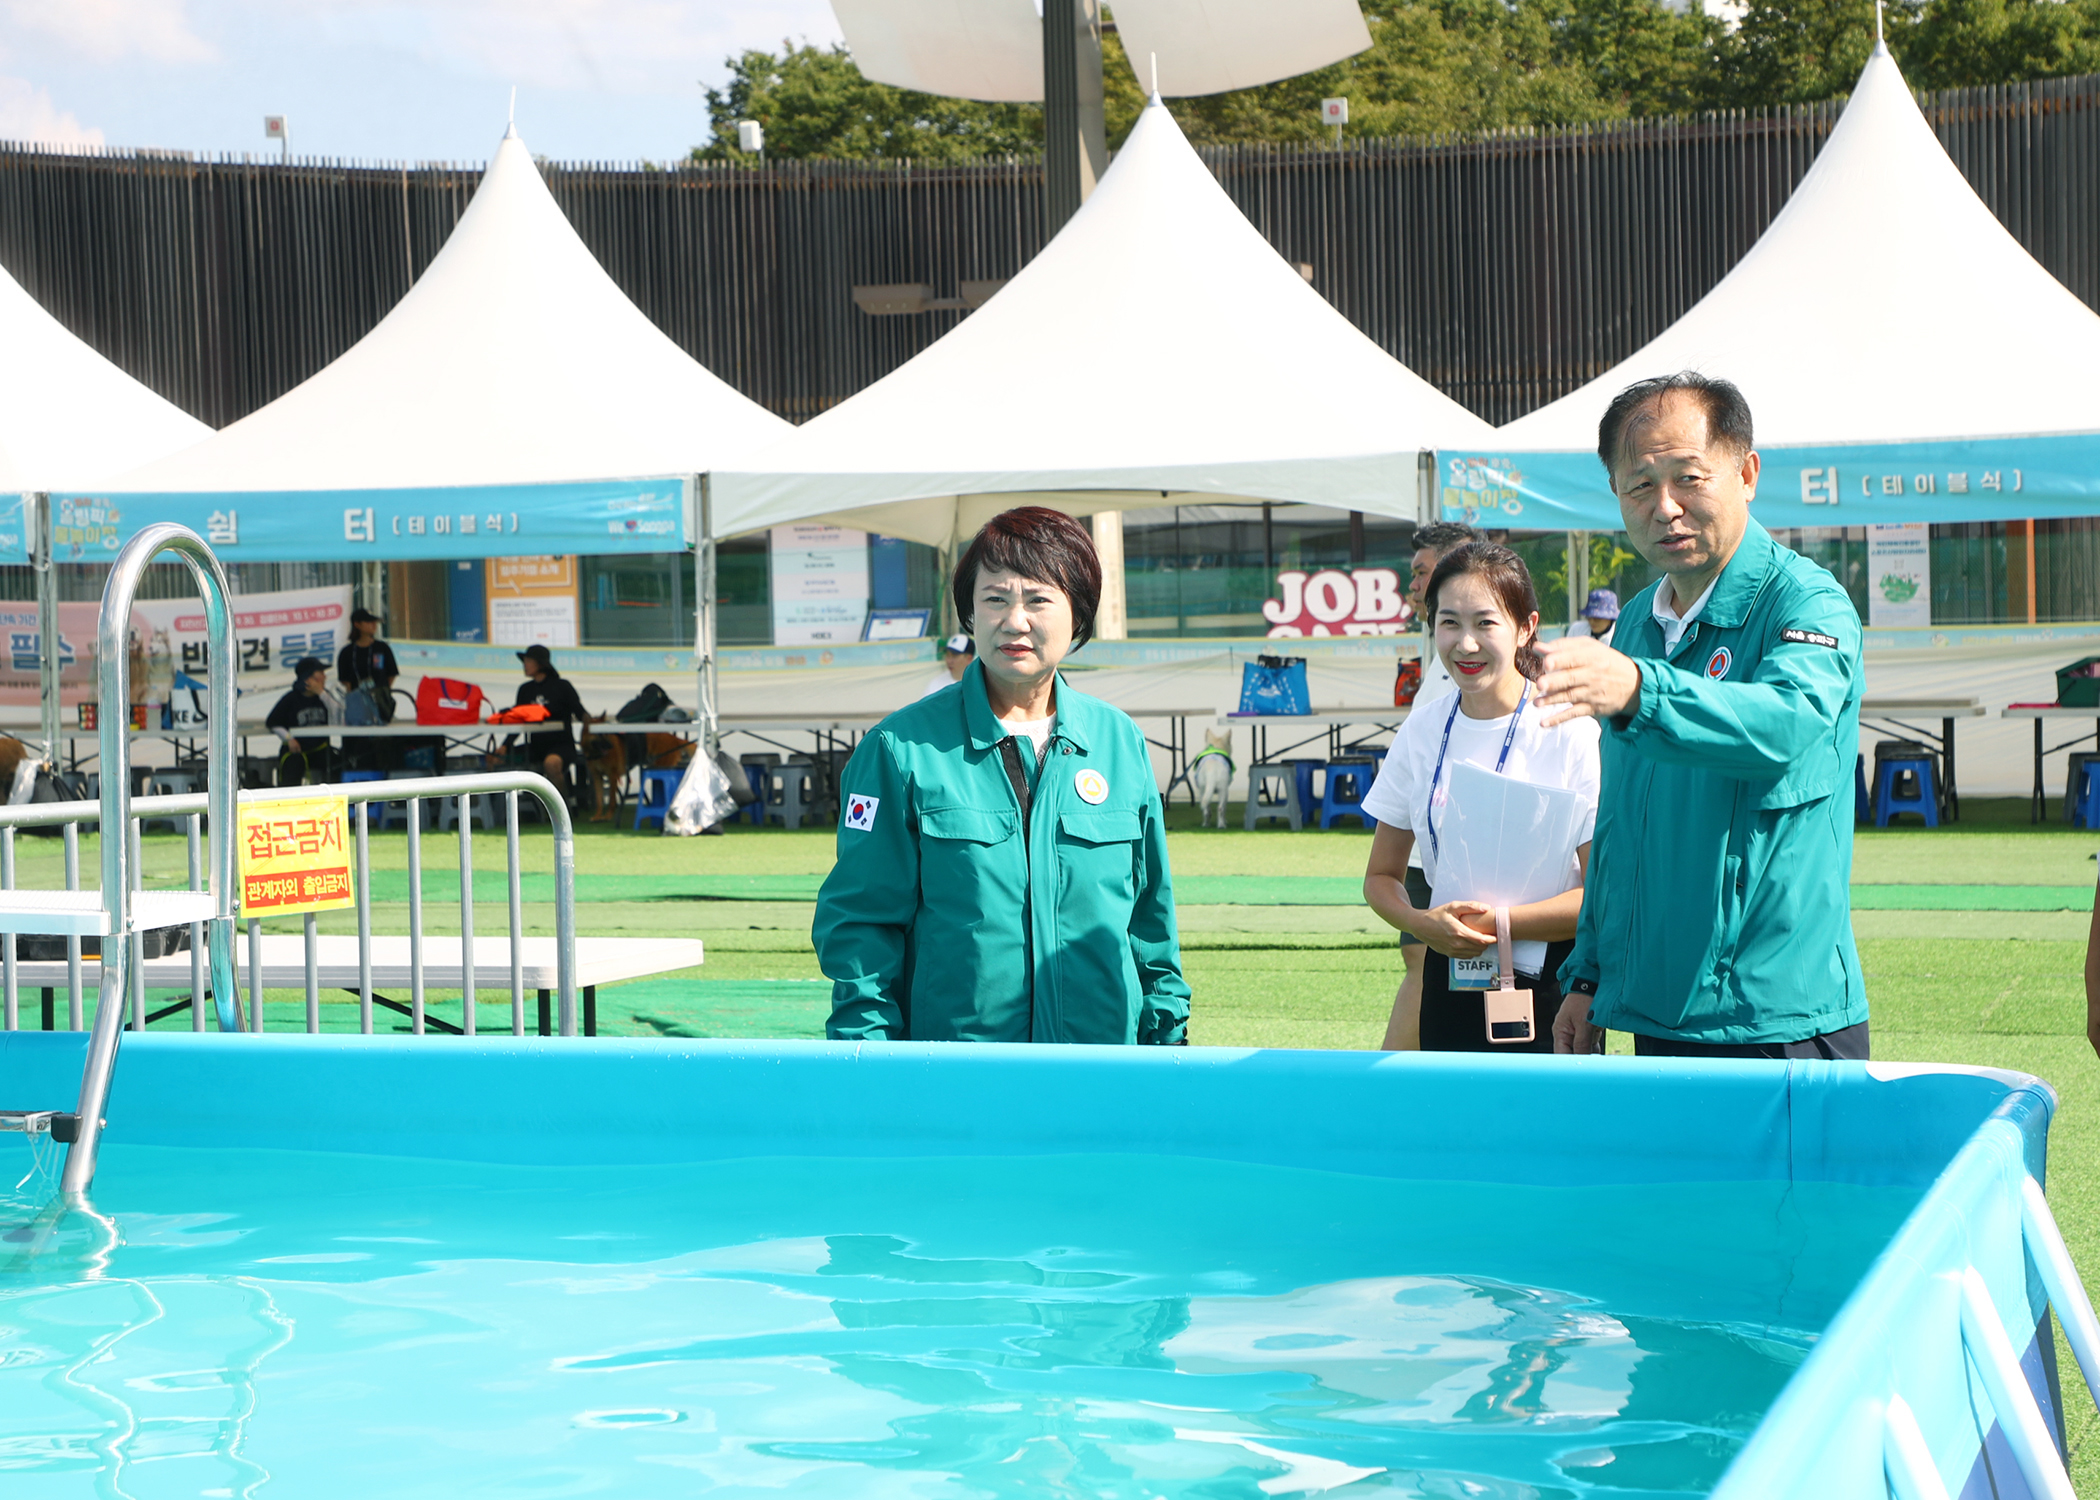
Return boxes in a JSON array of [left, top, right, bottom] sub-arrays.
[[8, 934, 704, 1037], [1859, 696, 1984, 820], [2000, 706, 2100, 822], [1216, 709, 1411, 766]]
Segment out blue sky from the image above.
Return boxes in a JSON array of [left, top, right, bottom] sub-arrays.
[[0, 0, 847, 164]]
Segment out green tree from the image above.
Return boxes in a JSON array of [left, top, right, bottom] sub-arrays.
[[1713, 0, 1919, 106], [694, 0, 2100, 163], [694, 42, 1042, 162], [1901, 0, 2100, 88]]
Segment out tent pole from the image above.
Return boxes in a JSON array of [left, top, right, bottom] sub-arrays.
[[1091, 511, 1127, 640], [1416, 451, 1438, 527], [695, 474, 719, 754], [33, 493, 59, 761]]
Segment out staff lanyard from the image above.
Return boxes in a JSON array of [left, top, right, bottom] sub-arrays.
[[1423, 683, 1527, 865]]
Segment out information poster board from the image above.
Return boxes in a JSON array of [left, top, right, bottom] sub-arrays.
[[770, 525, 869, 645], [239, 794, 355, 916], [487, 555, 580, 647], [1866, 523, 1932, 629]]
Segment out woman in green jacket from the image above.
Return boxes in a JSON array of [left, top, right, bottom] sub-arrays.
[[814, 507, 1190, 1044]]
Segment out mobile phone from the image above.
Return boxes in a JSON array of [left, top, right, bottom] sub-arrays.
[[1485, 985, 1534, 1045]]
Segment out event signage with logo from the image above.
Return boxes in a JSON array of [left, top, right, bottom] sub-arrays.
[[34, 477, 687, 566], [487, 555, 580, 648], [238, 794, 355, 916], [0, 585, 348, 711], [1865, 523, 1932, 628], [1261, 568, 1408, 638]]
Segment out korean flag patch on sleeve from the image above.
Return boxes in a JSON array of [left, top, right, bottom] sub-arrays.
[[843, 795, 880, 832]]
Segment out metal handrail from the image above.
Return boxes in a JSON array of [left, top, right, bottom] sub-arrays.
[[65, 523, 239, 1197]]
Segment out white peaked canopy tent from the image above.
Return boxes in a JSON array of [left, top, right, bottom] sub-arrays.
[[0, 252, 214, 752], [711, 95, 1496, 548], [74, 124, 791, 746], [1442, 43, 2100, 529], [0, 262, 211, 497], [102, 125, 790, 511]]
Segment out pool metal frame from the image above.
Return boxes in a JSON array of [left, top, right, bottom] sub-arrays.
[[9, 1036, 2093, 1497]]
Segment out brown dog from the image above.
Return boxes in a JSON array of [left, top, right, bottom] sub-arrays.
[[578, 716, 628, 822]]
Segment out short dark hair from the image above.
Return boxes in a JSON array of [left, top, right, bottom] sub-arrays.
[[1597, 372, 1754, 476], [293, 656, 328, 679], [1424, 542, 1544, 681], [953, 507, 1103, 649], [1412, 521, 1482, 555]]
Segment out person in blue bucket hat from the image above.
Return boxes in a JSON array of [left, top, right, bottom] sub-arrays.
[[1581, 587, 1620, 645], [815, 507, 1190, 1045]]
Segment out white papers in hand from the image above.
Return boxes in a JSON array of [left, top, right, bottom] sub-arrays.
[[1431, 761, 1588, 976]]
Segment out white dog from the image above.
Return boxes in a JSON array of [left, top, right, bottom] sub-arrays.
[[1190, 729, 1234, 828]]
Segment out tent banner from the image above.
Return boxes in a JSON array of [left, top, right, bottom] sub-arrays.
[[44, 476, 690, 564], [1438, 433, 2100, 530], [0, 493, 25, 565]]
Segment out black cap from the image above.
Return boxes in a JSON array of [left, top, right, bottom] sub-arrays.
[[517, 643, 553, 666], [350, 607, 379, 624], [293, 656, 328, 678]]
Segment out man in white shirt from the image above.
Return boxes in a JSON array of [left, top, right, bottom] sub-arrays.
[[1383, 520, 1482, 1049], [918, 634, 976, 700]]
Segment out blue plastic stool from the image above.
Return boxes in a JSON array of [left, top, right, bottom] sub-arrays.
[[1317, 758, 1378, 830], [1873, 754, 1939, 828], [634, 768, 682, 830], [1288, 759, 1325, 824], [341, 770, 391, 832], [1854, 754, 1870, 824], [2074, 761, 2100, 830]]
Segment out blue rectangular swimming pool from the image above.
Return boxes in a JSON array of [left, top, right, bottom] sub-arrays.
[[0, 1034, 2080, 1497]]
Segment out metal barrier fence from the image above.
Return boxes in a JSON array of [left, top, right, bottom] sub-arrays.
[[0, 772, 579, 1038]]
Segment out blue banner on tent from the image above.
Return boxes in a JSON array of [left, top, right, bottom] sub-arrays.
[[1439, 434, 2100, 530], [37, 476, 690, 564], [0, 494, 24, 565]]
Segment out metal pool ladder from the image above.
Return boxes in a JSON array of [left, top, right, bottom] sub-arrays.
[[0, 523, 240, 1197]]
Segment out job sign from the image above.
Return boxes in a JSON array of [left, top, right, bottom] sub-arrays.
[[1262, 568, 1408, 638]]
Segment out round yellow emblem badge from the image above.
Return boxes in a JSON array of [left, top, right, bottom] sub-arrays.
[[1074, 769, 1109, 805]]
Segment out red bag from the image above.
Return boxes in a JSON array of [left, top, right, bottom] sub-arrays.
[[1394, 657, 1423, 707], [486, 704, 551, 725], [415, 677, 487, 725]]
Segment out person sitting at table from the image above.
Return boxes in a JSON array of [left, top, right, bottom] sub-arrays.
[[266, 656, 337, 786], [1361, 544, 1600, 1052], [510, 644, 589, 805]]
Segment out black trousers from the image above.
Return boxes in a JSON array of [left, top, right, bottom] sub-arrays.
[[1632, 1020, 1870, 1060], [1419, 939, 1574, 1054]]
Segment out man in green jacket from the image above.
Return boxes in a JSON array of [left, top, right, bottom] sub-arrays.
[[1535, 373, 1869, 1057], [814, 506, 1190, 1045]]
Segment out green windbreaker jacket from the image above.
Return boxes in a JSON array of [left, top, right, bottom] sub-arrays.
[[814, 661, 1190, 1044], [1561, 520, 1869, 1045]]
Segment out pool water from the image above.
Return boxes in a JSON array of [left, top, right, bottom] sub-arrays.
[[0, 1146, 1920, 1498]]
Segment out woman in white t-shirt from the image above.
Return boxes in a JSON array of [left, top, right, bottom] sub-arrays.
[[1362, 543, 1601, 1053]]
